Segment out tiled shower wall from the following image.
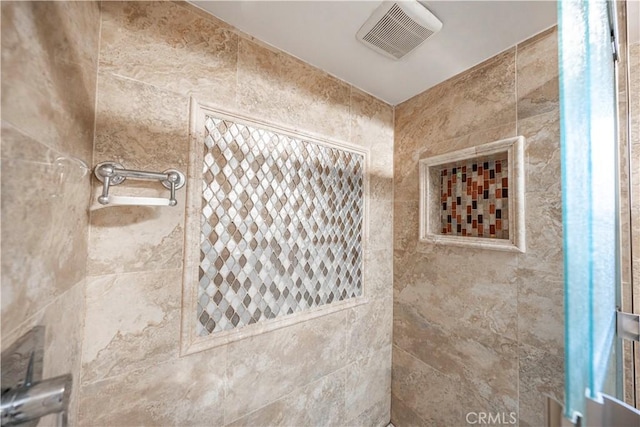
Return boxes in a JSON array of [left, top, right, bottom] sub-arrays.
[[1, 2, 100, 424], [80, 2, 393, 426], [393, 27, 563, 427], [628, 40, 640, 405]]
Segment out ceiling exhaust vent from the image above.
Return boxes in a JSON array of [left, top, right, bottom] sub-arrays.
[[356, 1, 443, 60]]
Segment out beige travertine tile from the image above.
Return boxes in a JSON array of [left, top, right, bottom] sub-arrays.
[[1, 1, 100, 68], [394, 247, 518, 344], [368, 199, 393, 251], [349, 89, 393, 144], [518, 343, 564, 427], [88, 74, 188, 276], [237, 38, 351, 141], [93, 72, 190, 171], [393, 201, 419, 253], [81, 269, 182, 385], [517, 192, 563, 276], [78, 346, 227, 427], [518, 109, 561, 195], [395, 49, 516, 160], [1, 281, 86, 426], [391, 393, 426, 427], [392, 345, 463, 426], [516, 269, 564, 356], [350, 88, 394, 191], [87, 188, 186, 275], [224, 310, 347, 423], [1, 121, 57, 163], [517, 27, 559, 120], [1, 1, 98, 163], [1, 155, 90, 334], [393, 123, 517, 203], [364, 249, 393, 300], [393, 303, 518, 400], [99, 1, 237, 106], [347, 399, 391, 427], [227, 368, 345, 427], [346, 298, 392, 363], [345, 346, 392, 422]]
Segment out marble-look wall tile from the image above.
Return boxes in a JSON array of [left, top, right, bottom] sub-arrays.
[[519, 110, 561, 195], [227, 368, 346, 427], [224, 311, 347, 423], [394, 303, 518, 402], [518, 343, 564, 427], [81, 1, 393, 425], [1, 152, 90, 334], [516, 27, 559, 120], [346, 298, 392, 363], [1, 121, 57, 163], [345, 346, 392, 423], [88, 73, 188, 276], [1, 1, 99, 164], [390, 392, 426, 427], [81, 269, 182, 384], [99, 1, 238, 106], [516, 269, 564, 356], [393, 27, 562, 425], [392, 345, 463, 426], [1, 281, 86, 426], [364, 250, 393, 300], [393, 201, 419, 253], [394, 123, 516, 203], [368, 199, 394, 251], [517, 192, 563, 276], [350, 88, 394, 200], [347, 398, 392, 427], [87, 190, 186, 276], [394, 248, 518, 345], [93, 72, 190, 171], [395, 49, 516, 160], [78, 346, 227, 427], [237, 38, 351, 141]]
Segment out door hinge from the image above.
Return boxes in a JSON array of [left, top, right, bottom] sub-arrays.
[[617, 310, 640, 342]]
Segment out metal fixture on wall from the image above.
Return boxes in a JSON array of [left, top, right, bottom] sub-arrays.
[[1, 327, 72, 427], [93, 161, 186, 207]]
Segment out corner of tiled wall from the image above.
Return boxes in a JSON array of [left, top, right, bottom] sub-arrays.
[[1, 1, 101, 424], [77, 2, 394, 426], [392, 25, 563, 427]]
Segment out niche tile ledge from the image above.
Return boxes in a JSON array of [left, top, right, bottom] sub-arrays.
[[418, 136, 526, 253]]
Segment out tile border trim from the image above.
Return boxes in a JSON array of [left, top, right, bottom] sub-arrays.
[[180, 98, 371, 356], [418, 136, 526, 253]]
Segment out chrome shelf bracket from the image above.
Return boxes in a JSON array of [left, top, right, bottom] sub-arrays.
[[93, 161, 186, 207]]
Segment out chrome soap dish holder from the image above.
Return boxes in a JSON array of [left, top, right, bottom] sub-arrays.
[[94, 161, 186, 207]]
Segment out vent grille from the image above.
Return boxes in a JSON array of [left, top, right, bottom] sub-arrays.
[[357, 2, 441, 60]]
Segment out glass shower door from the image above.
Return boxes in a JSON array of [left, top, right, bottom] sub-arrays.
[[558, 0, 627, 422]]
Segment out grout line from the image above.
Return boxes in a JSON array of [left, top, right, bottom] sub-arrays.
[[79, 0, 104, 401], [223, 363, 350, 426], [515, 42, 519, 134], [1, 278, 86, 349], [85, 267, 183, 282]]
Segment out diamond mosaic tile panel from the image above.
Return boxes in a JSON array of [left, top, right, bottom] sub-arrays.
[[440, 155, 509, 239], [198, 116, 364, 335]]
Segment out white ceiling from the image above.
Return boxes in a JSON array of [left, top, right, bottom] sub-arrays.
[[190, 1, 635, 106]]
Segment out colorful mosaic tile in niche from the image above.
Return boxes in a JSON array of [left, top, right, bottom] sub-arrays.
[[440, 155, 509, 239]]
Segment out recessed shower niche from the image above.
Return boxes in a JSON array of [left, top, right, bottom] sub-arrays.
[[419, 136, 525, 252], [181, 101, 369, 354]]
